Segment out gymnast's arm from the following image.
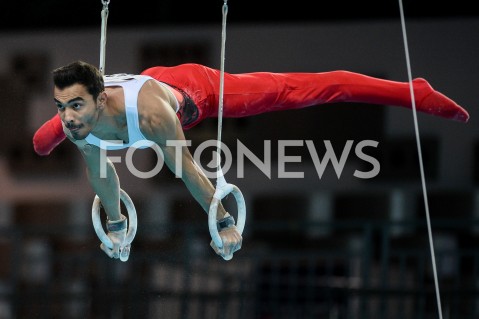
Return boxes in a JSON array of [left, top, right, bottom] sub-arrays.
[[64, 130, 126, 258], [74, 138, 122, 222], [142, 102, 226, 217], [140, 88, 242, 257]]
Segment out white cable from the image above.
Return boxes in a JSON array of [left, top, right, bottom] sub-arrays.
[[99, 0, 110, 75], [397, 1, 444, 318], [208, 0, 246, 258], [215, 0, 228, 186]]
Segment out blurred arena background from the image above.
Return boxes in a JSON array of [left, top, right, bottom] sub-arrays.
[[0, 1, 478, 318]]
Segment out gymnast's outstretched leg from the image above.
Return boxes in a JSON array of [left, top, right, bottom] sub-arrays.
[[141, 64, 469, 124], [223, 71, 469, 121]]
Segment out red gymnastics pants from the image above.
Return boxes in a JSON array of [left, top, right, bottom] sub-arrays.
[[33, 63, 469, 155]]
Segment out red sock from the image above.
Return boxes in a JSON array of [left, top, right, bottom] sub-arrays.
[[33, 114, 66, 156], [412, 78, 469, 122]]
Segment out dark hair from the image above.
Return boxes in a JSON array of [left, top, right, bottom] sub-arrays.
[[53, 60, 104, 100]]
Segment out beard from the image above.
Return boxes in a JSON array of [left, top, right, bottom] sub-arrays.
[[70, 129, 88, 140]]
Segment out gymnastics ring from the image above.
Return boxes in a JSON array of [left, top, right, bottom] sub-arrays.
[[91, 188, 138, 262], [208, 183, 246, 260]]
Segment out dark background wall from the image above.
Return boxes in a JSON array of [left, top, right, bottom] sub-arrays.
[[0, 3, 478, 318]]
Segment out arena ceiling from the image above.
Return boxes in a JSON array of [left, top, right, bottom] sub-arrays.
[[1, 0, 478, 31]]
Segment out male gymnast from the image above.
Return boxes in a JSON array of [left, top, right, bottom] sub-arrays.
[[33, 61, 469, 260]]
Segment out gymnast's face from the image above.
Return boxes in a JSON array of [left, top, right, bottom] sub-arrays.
[[54, 83, 102, 140]]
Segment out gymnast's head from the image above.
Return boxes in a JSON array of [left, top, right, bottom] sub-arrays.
[[53, 60, 104, 100], [53, 60, 106, 140]]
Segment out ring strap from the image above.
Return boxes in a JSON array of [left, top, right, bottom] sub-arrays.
[[106, 214, 127, 232], [217, 214, 235, 231]]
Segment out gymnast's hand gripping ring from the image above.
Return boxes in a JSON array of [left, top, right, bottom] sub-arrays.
[[208, 182, 246, 260], [91, 189, 138, 262]]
